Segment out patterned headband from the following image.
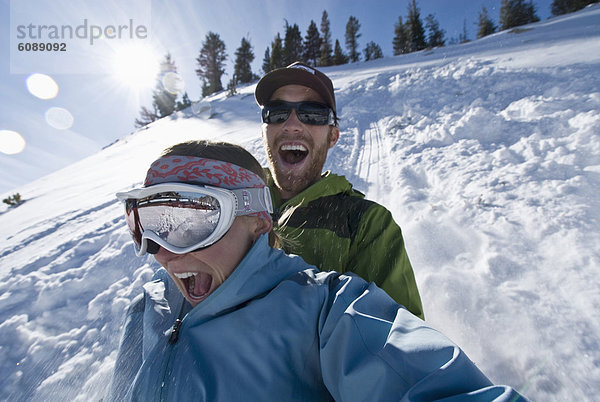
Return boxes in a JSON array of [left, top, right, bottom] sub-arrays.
[[144, 155, 272, 224], [145, 155, 266, 188]]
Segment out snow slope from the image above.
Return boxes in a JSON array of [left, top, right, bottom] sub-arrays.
[[1, 5, 599, 400]]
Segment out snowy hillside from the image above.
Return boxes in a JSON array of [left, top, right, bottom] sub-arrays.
[[1, 5, 599, 400]]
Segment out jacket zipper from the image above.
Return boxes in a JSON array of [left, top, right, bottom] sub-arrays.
[[157, 300, 187, 401], [168, 319, 183, 344]]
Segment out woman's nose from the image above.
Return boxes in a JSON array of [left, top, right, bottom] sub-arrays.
[[154, 246, 180, 264]]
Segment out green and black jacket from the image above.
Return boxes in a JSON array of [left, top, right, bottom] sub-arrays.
[[267, 170, 424, 319]]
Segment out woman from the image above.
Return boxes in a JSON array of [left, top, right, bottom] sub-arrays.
[[108, 140, 526, 401]]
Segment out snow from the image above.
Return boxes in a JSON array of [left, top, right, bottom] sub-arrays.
[[1, 5, 599, 400]]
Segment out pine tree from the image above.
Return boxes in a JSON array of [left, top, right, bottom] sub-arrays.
[[477, 6, 497, 38], [345, 16, 361, 62], [333, 39, 349, 65], [152, 53, 178, 118], [176, 92, 192, 111], [304, 20, 322, 66], [500, 0, 540, 30], [2, 193, 23, 207], [227, 74, 238, 97], [283, 21, 304, 65], [234, 37, 255, 84], [459, 19, 470, 43], [406, 0, 427, 52], [262, 47, 272, 74], [134, 105, 159, 128], [195, 32, 227, 97], [500, 0, 514, 28], [319, 10, 333, 66], [201, 81, 211, 97], [270, 33, 285, 70], [525, 1, 541, 24], [425, 14, 445, 48], [134, 52, 185, 127], [364, 41, 383, 61], [552, 0, 569, 14], [552, 0, 596, 15], [393, 16, 410, 55]]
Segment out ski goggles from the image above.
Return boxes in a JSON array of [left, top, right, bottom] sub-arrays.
[[261, 100, 336, 126], [116, 183, 273, 256]]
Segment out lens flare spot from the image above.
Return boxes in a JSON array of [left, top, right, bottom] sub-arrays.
[[26, 73, 59, 100], [192, 100, 212, 118], [162, 71, 185, 95], [45, 107, 74, 130], [0, 130, 26, 155]]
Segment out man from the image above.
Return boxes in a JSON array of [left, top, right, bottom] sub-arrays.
[[255, 62, 424, 319]]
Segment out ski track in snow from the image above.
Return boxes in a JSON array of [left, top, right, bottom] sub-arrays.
[[366, 122, 392, 203], [350, 120, 392, 203], [1, 5, 600, 401]]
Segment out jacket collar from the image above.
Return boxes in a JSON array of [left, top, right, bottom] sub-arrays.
[[265, 169, 362, 209], [182, 234, 310, 322]]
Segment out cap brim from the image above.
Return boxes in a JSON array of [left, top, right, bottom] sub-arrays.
[[255, 68, 336, 113]]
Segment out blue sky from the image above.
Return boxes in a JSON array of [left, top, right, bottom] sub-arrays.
[[0, 0, 554, 193]]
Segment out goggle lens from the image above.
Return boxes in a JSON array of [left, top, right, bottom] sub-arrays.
[[261, 101, 335, 126], [138, 202, 220, 247], [124, 192, 222, 254]]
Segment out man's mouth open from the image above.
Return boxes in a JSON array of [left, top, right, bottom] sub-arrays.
[[279, 144, 308, 166], [174, 271, 213, 303]]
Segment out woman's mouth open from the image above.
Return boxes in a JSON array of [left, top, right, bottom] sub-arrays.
[[279, 144, 308, 166], [174, 271, 213, 304]]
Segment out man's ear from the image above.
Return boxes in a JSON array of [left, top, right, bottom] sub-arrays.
[[328, 126, 340, 149]]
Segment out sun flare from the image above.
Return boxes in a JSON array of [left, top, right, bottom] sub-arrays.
[[0, 130, 26, 155], [111, 43, 160, 90]]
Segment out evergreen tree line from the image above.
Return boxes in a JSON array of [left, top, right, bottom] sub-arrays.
[[550, 0, 597, 15], [135, 0, 596, 127], [260, 12, 380, 73], [471, 0, 595, 44]]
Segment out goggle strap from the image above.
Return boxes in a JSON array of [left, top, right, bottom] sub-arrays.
[[230, 187, 273, 216]]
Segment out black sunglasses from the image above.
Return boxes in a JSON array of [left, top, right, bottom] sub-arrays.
[[261, 100, 336, 126]]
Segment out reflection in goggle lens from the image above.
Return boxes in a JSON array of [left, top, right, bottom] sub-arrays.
[[124, 192, 222, 253]]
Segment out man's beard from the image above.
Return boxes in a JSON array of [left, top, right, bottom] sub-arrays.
[[266, 128, 333, 199]]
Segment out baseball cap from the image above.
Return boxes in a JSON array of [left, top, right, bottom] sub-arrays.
[[255, 62, 336, 116]]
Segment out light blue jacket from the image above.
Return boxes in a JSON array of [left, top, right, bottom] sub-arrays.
[[108, 235, 526, 401]]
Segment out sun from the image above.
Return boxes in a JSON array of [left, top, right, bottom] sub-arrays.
[[111, 43, 160, 90]]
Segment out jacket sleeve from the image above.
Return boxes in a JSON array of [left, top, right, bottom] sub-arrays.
[[318, 274, 528, 401], [105, 293, 145, 402], [348, 204, 424, 319]]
